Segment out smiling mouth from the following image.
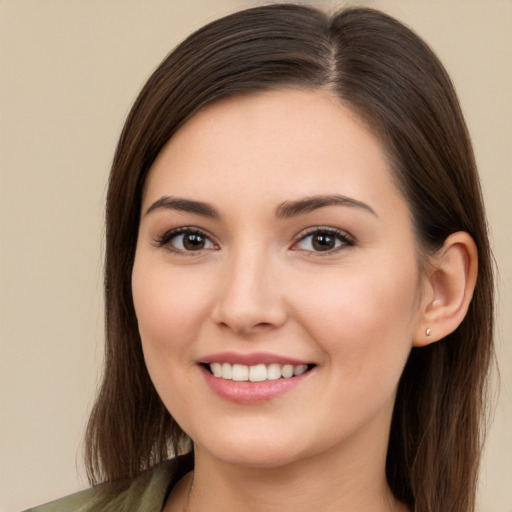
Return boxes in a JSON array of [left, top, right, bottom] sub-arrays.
[[203, 362, 315, 382]]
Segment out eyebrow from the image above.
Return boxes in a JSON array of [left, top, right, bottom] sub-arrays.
[[275, 194, 377, 218], [145, 196, 220, 218], [145, 194, 377, 219]]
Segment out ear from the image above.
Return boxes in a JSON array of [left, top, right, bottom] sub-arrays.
[[413, 231, 478, 347]]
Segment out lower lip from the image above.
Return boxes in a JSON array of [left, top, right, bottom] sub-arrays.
[[200, 366, 311, 404]]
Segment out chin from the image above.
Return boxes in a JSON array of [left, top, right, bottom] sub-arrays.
[[209, 444, 306, 470], [191, 424, 323, 470]]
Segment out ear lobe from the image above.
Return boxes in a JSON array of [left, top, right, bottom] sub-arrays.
[[413, 232, 478, 347]]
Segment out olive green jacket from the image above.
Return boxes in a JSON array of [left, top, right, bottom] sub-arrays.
[[23, 457, 192, 512]]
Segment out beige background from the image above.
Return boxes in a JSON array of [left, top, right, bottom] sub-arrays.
[[0, 1, 510, 511]]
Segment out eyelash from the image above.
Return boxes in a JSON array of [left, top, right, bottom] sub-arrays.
[[155, 227, 218, 255], [155, 226, 354, 255], [292, 227, 354, 255]]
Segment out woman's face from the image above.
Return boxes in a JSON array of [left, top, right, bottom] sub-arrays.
[[132, 89, 426, 469]]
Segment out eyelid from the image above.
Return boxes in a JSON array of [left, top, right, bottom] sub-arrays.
[[153, 225, 353, 255], [154, 226, 219, 253], [291, 226, 355, 253]]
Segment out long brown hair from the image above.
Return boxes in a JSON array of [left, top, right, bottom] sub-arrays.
[[85, 5, 494, 511]]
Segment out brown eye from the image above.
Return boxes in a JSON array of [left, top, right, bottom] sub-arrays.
[[182, 232, 206, 250], [311, 233, 336, 251], [294, 229, 353, 253], [159, 229, 217, 253]]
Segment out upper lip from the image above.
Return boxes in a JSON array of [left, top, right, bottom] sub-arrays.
[[199, 351, 312, 366]]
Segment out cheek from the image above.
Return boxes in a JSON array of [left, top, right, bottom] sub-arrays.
[[291, 260, 420, 377], [131, 257, 217, 424], [131, 258, 212, 358]]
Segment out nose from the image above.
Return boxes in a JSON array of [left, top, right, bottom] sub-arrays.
[[211, 250, 287, 335]]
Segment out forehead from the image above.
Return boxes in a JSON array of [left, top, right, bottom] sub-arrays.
[[143, 89, 403, 217]]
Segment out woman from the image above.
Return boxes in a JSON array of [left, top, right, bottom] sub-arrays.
[[25, 4, 494, 512]]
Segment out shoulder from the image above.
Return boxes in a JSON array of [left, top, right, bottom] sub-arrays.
[[22, 457, 191, 512]]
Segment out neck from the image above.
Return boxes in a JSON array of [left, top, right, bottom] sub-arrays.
[[176, 427, 406, 512], [165, 398, 409, 512]]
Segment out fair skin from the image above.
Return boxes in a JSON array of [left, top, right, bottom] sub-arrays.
[[132, 89, 477, 512]]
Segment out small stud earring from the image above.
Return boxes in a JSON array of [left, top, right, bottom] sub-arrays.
[[425, 328, 431, 336]]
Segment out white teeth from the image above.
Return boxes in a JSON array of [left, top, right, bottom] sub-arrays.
[[294, 364, 308, 376], [210, 362, 222, 377], [222, 362, 232, 379], [249, 364, 267, 382], [267, 363, 282, 380], [208, 362, 310, 381], [281, 364, 294, 378], [232, 364, 249, 381]]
